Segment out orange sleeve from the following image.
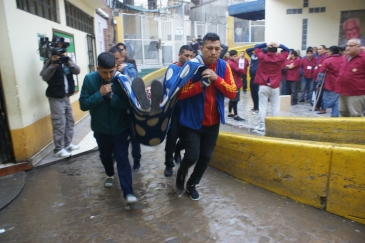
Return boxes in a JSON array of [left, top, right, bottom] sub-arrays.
[[178, 79, 203, 100], [213, 63, 237, 100]]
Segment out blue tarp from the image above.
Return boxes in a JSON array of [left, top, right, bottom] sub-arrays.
[[228, 0, 265, 20]]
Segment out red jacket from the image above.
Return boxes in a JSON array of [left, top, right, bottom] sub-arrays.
[[179, 60, 236, 126], [300, 56, 316, 79], [313, 54, 327, 81], [319, 55, 342, 92], [254, 48, 288, 88], [336, 51, 365, 96], [227, 59, 246, 89], [285, 57, 301, 81]]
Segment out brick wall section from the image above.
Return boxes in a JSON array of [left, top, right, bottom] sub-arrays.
[[102, 6, 115, 51]]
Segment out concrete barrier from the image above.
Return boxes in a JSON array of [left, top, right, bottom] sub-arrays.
[[211, 132, 365, 225], [266, 117, 365, 145]]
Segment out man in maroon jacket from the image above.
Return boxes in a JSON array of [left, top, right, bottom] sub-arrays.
[[285, 50, 301, 105], [254, 42, 289, 132], [300, 49, 316, 103], [336, 38, 365, 117], [317, 46, 343, 116]]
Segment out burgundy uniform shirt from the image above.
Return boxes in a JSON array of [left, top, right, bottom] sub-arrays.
[[300, 56, 316, 79], [285, 57, 301, 81], [319, 54, 342, 92], [254, 48, 288, 88], [336, 51, 365, 96]]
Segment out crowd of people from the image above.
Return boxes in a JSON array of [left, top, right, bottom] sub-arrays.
[[42, 31, 365, 205]]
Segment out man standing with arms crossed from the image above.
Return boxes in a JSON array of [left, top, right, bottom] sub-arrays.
[[336, 38, 365, 117], [79, 52, 138, 204], [164, 45, 194, 177], [175, 33, 237, 200]]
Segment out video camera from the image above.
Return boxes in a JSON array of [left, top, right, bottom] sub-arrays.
[[39, 35, 70, 64]]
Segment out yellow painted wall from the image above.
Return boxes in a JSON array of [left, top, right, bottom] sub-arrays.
[[210, 133, 332, 209], [266, 117, 365, 145], [210, 132, 365, 225], [115, 16, 124, 43], [10, 100, 88, 161], [327, 145, 365, 224], [0, 0, 98, 162]]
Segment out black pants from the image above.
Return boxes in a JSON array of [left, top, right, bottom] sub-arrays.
[[242, 75, 247, 92], [164, 114, 182, 167], [250, 78, 259, 110], [228, 101, 238, 115], [130, 134, 141, 161], [315, 88, 324, 109], [179, 123, 220, 185], [286, 80, 299, 104], [94, 130, 133, 198]]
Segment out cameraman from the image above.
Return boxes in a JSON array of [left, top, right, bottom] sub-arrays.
[[40, 44, 81, 158]]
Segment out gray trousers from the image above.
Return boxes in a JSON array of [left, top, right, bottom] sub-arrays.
[[48, 97, 75, 152], [339, 94, 365, 117]]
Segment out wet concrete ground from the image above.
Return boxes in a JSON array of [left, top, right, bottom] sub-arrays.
[[1, 92, 364, 242]]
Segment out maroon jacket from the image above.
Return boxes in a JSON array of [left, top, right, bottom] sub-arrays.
[[319, 55, 342, 92], [285, 57, 301, 81], [254, 48, 288, 88], [300, 56, 316, 79], [228, 59, 246, 89], [336, 51, 365, 96], [313, 54, 327, 81]]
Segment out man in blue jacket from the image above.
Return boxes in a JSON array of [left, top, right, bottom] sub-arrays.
[[79, 52, 138, 204]]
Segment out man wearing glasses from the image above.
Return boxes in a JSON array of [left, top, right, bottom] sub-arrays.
[[339, 18, 365, 48], [336, 38, 365, 117]]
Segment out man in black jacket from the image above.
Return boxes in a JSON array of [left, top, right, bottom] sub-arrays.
[[246, 47, 260, 113], [40, 48, 80, 158]]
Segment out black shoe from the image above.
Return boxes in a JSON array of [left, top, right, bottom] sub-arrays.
[[234, 116, 245, 121], [151, 80, 163, 113], [299, 100, 305, 102], [186, 183, 200, 201], [227, 114, 234, 118], [174, 152, 181, 164], [132, 78, 150, 111], [175, 169, 186, 197], [133, 160, 141, 171], [164, 166, 173, 177]]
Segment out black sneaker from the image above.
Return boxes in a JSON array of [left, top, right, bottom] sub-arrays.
[[164, 166, 173, 177], [186, 183, 200, 201], [175, 169, 186, 197], [227, 114, 234, 118], [234, 116, 245, 121], [132, 78, 150, 111], [151, 80, 163, 113], [133, 160, 141, 171]]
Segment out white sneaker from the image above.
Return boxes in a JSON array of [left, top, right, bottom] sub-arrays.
[[125, 194, 138, 204], [104, 176, 114, 188], [54, 148, 71, 158], [254, 126, 265, 132], [65, 144, 80, 151]]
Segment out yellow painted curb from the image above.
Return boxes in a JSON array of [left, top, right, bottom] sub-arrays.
[[266, 117, 365, 145]]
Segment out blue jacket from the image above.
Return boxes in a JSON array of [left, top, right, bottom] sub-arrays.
[[179, 58, 227, 130]]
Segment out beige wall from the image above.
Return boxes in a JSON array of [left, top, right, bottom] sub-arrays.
[[0, 0, 102, 161], [265, 0, 365, 53]]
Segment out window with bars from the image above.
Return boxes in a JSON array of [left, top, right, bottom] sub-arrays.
[[309, 7, 326, 13], [287, 9, 303, 15], [16, 0, 58, 22], [303, 0, 309, 8], [65, 1, 94, 35], [302, 19, 308, 50]]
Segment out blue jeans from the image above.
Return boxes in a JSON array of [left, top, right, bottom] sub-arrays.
[[94, 130, 133, 198], [322, 90, 339, 117], [130, 134, 141, 161], [280, 77, 286, 95], [300, 77, 314, 101], [179, 123, 220, 185]]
